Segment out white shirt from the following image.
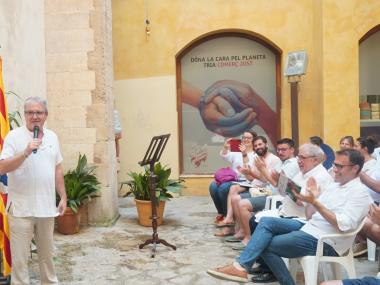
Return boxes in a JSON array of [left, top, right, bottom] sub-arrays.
[[250, 152, 282, 187], [0, 126, 63, 217], [269, 157, 300, 194], [363, 158, 380, 202], [362, 159, 377, 176], [281, 157, 300, 180], [301, 177, 372, 255], [113, 110, 122, 135], [372, 147, 380, 160], [254, 157, 301, 222], [280, 163, 333, 219], [220, 150, 256, 180]]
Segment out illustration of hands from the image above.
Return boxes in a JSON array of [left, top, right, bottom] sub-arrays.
[[199, 80, 260, 137]]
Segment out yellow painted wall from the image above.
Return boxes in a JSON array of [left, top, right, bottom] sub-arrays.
[[112, 0, 380, 180], [321, 0, 380, 148]]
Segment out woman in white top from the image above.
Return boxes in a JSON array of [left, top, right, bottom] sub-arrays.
[[209, 131, 256, 225], [352, 136, 380, 256], [355, 136, 377, 175], [353, 159, 380, 256]]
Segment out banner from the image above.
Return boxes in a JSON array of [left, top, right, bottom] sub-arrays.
[[180, 36, 278, 174]]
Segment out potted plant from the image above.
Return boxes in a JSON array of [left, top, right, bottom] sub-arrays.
[[125, 162, 184, 226], [56, 154, 101, 234]]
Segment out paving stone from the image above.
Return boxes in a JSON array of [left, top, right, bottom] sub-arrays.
[[25, 196, 379, 284]]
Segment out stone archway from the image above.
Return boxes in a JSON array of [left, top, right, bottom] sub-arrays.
[[359, 24, 380, 138]]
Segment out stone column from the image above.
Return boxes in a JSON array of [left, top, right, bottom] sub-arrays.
[[87, 0, 119, 225], [45, 0, 119, 225]]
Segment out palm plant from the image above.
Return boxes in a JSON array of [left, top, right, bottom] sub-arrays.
[[62, 154, 101, 213]]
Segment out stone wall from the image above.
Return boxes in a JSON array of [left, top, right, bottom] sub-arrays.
[[87, 0, 119, 225], [45, 0, 118, 225], [0, 0, 46, 105]]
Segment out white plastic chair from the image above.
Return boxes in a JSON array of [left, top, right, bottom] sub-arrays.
[[367, 238, 377, 261], [263, 195, 289, 267], [264, 195, 284, 210], [289, 218, 366, 285]]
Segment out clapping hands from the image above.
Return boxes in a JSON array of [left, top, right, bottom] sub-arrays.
[[368, 203, 380, 225]]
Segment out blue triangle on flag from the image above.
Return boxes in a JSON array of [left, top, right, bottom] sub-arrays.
[[0, 174, 7, 186]]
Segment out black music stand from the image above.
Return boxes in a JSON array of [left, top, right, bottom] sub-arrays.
[[138, 134, 176, 257]]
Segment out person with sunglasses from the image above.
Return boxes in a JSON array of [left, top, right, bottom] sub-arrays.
[[226, 138, 299, 249], [207, 149, 371, 284]]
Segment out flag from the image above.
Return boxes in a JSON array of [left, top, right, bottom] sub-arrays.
[[0, 194, 11, 276], [0, 56, 10, 150], [0, 56, 11, 276]]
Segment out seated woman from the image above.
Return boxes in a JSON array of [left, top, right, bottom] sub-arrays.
[[355, 136, 377, 175], [339, 135, 354, 150], [354, 151, 380, 257], [209, 131, 256, 225], [328, 136, 355, 177]]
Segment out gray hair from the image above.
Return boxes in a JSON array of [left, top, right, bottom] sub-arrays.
[[299, 143, 325, 162], [24, 97, 48, 112]]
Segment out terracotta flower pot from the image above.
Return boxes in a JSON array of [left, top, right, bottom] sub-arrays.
[[56, 207, 81, 234], [135, 199, 165, 227]]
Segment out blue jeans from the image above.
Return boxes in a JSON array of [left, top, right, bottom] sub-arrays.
[[238, 217, 338, 285], [209, 181, 233, 216], [238, 217, 304, 269], [343, 277, 380, 285]]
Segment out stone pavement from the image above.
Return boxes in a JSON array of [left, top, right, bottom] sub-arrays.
[[28, 196, 379, 285]]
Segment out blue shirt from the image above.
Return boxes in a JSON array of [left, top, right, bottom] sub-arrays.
[[320, 143, 335, 169]]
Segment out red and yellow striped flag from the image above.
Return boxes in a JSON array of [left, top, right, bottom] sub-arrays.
[[0, 194, 11, 276], [0, 56, 10, 149], [0, 56, 12, 276]]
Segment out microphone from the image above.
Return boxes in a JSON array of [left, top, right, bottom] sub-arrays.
[[33, 126, 39, 154]]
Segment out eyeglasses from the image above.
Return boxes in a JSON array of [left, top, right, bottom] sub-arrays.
[[242, 136, 253, 140], [333, 162, 355, 170], [297, 155, 315, 161], [277, 148, 289, 152], [24, 111, 46, 117]]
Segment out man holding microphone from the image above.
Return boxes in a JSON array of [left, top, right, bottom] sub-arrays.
[[0, 97, 66, 285]]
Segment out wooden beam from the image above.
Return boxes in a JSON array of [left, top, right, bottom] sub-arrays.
[[290, 81, 299, 147]]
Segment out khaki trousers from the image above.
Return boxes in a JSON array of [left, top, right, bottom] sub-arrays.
[[8, 215, 58, 285]]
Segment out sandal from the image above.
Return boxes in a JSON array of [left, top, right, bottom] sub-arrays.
[[216, 220, 235, 228], [214, 230, 234, 237], [224, 236, 242, 243]]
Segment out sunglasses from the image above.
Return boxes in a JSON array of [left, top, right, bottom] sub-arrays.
[[333, 162, 355, 170]]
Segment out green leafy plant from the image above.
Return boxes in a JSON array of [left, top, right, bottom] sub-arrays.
[[5, 91, 23, 129], [125, 162, 184, 202], [61, 154, 101, 213]]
